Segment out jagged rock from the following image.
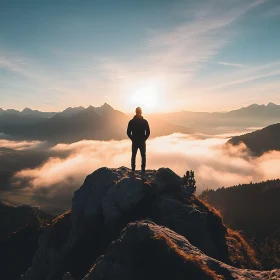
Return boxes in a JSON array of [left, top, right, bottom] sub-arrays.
[[102, 175, 148, 227], [72, 167, 123, 226], [21, 167, 264, 280], [72, 167, 182, 228], [84, 221, 280, 280]]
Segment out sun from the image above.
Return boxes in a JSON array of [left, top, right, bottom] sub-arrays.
[[130, 84, 159, 110]]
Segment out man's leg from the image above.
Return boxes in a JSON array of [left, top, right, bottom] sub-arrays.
[[131, 142, 138, 172], [139, 141, 146, 171]]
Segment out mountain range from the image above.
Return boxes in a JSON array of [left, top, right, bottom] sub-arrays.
[[152, 102, 280, 134], [0, 107, 57, 118], [0, 103, 191, 143], [1, 102, 280, 143]]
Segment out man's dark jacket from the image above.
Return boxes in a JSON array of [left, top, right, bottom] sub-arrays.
[[127, 115, 150, 142]]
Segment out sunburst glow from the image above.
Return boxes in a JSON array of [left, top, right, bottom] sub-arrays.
[[130, 83, 159, 110]]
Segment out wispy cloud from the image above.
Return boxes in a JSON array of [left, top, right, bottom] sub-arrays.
[[0, 139, 42, 150], [196, 59, 246, 68], [215, 70, 280, 89], [0, 56, 28, 76], [216, 61, 245, 68]]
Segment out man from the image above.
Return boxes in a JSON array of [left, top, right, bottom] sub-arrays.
[[127, 107, 150, 172]]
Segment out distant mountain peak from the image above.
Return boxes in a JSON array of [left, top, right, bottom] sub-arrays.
[[267, 102, 278, 107], [101, 102, 114, 111], [86, 105, 95, 110], [247, 103, 263, 108], [102, 102, 113, 109], [22, 107, 33, 112], [60, 106, 86, 117], [63, 106, 85, 112], [93, 103, 115, 116], [245, 102, 279, 109]]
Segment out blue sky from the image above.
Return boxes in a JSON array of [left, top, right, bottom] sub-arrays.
[[0, 0, 280, 112]]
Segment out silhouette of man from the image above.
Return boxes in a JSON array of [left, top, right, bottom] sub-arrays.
[[127, 107, 150, 172]]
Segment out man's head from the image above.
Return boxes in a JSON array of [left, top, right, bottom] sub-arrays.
[[135, 107, 142, 116]]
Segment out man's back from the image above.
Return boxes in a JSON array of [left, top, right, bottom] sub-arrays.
[[127, 115, 150, 142]]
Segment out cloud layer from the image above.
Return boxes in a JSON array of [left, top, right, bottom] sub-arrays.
[[1, 134, 280, 213]]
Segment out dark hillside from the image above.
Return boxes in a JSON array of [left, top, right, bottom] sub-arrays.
[[0, 202, 54, 280], [200, 180, 280, 239], [228, 123, 280, 155], [200, 180, 280, 269]]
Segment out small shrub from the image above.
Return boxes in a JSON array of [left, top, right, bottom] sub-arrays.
[[183, 170, 196, 192]]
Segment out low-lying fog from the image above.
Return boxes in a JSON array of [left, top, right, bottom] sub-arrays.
[[1, 133, 280, 214]]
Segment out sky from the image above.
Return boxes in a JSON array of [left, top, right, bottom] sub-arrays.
[[0, 0, 280, 113]]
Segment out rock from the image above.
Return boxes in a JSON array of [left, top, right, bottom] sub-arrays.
[[62, 272, 73, 280], [72, 167, 183, 230], [102, 176, 149, 227], [72, 167, 124, 226], [154, 194, 230, 262], [84, 221, 280, 280], [21, 167, 264, 280]]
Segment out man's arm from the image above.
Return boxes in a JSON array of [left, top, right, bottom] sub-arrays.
[[145, 120, 150, 140], [127, 121, 133, 140]]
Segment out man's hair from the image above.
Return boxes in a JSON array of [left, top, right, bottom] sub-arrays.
[[136, 107, 142, 115]]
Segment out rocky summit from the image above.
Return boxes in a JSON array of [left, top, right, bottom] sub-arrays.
[[21, 167, 280, 280]]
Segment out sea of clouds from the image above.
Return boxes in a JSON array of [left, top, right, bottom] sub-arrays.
[[1, 134, 280, 213]]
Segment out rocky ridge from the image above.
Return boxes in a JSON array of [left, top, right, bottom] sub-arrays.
[[83, 221, 279, 280], [21, 167, 280, 280]]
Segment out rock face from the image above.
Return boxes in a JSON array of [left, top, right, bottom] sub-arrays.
[[21, 167, 278, 280], [84, 221, 280, 280]]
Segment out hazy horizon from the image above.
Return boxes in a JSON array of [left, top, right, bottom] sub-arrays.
[[1, 101, 280, 114]]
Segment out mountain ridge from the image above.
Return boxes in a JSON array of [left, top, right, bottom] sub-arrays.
[[152, 102, 280, 134], [1, 102, 279, 117], [1, 102, 280, 142], [228, 123, 280, 155], [0, 103, 192, 143]]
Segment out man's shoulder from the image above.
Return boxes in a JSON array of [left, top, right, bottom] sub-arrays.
[[129, 116, 148, 124], [128, 118, 136, 126]]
